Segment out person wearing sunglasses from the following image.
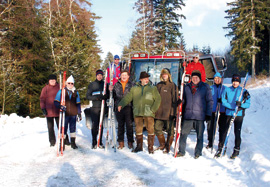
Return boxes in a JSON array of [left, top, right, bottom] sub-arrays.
[[185, 54, 206, 82], [106, 55, 121, 86], [54, 75, 82, 151]]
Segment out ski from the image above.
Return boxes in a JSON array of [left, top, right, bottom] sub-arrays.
[[97, 70, 108, 148], [174, 63, 186, 157], [221, 72, 249, 156], [106, 63, 117, 152], [57, 71, 66, 157]]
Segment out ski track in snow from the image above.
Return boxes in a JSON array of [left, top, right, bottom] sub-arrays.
[[0, 82, 270, 187]]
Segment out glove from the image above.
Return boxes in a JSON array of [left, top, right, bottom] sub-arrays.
[[236, 101, 241, 107], [96, 94, 106, 100], [60, 105, 66, 111], [77, 114, 82, 122], [217, 98, 222, 103], [169, 115, 176, 120], [42, 109, 47, 116], [205, 115, 211, 122], [243, 90, 250, 99]]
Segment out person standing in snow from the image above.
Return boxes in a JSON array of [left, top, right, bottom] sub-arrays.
[[185, 54, 206, 82], [214, 74, 250, 159], [106, 55, 121, 86], [154, 68, 179, 153], [177, 70, 213, 159], [40, 74, 62, 147], [118, 71, 161, 154], [86, 70, 109, 149], [206, 72, 227, 149], [110, 70, 135, 149], [54, 75, 82, 150]]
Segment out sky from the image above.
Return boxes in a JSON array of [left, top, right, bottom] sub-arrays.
[[91, 0, 231, 60]]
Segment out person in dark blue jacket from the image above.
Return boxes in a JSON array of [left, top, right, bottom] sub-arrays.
[[215, 74, 250, 159], [177, 70, 213, 159], [206, 72, 227, 149], [54, 75, 82, 150]]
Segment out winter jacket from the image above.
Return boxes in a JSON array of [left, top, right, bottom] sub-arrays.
[[118, 82, 161, 118], [186, 62, 206, 82], [221, 86, 250, 116], [183, 81, 213, 120], [106, 64, 121, 85], [155, 80, 178, 120], [54, 87, 81, 116], [86, 79, 109, 108], [211, 84, 226, 113], [113, 79, 135, 111], [40, 83, 60, 117]]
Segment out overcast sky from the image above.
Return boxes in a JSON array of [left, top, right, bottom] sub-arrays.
[[91, 0, 231, 60]]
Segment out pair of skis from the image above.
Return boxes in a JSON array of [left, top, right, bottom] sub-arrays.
[[57, 71, 66, 157], [221, 72, 249, 156], [97, 63, 117, 152]]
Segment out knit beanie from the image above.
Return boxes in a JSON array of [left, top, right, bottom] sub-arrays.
[[48, 74, 57, 81], [96, 69, 104, 76], [191, 70, 201, 80]]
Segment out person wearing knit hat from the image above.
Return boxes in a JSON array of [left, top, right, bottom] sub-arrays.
[[106, 55, 121, 86], [177, 70, 213, 159], [155, 68, 179, 153], [86, 70, 109, 149], [206, 72, 227, 152], [185, 54, 206, 82], [216, 73, 250, 159], [110, 70, 135, 149], [54, 75, 82, 150], [40, 74, 60, 147], [118, 71, 161, 154]]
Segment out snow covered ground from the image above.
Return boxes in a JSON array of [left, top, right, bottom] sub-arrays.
[[1, 81, 270, 187]]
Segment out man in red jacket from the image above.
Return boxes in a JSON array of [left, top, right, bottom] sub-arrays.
[[186, 54, 206, 82], [40, 74, 61, 147]]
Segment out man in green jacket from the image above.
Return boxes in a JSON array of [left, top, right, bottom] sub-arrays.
[[118, 71, 161, 154]]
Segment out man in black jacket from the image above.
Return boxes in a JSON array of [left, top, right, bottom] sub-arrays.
[[86, 70, 108, 149]]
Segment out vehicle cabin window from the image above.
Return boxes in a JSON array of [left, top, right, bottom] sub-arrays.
[[200, 58, 215, 79]]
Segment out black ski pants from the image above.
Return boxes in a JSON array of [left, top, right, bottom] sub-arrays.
[[207, 112, 226, 146], [46, 117, 59, 144], [116, 106, 134, 143], [218, 115, 244, 150], [90, 107, 104, 146]]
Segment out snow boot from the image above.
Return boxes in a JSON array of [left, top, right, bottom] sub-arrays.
[[128, 142, 133, 149], [132, 135, 143, 153], [214, 148, 222, 158], [118, 141, 124, 149], [206, 142, 213, 149], [65, 134, 71, 146], [194, 155, 200, 159], [148, 135, 155, 154], [70, 137, 78, 149], [176, 152, 185, 157], [163, 136, 174, 154], [230, 148, 240, 159], [155, 134, 165, 151]]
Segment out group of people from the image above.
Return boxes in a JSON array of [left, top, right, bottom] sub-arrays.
[[40, 54, 251, 159]]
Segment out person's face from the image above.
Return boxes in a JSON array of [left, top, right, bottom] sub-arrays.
[[96, 74, 103, 81], [214, 77, 222, 85], [191, 76, 200, 85], [193, 57, 199, 63], [140, 77, 149, 85], [232, 81, 240, 88], [120, 72, 129, 82], [49, 79, 56, 86], [66, 82, 74, 89], [162, 73, 169, 81], [114, 58, 120, 65]]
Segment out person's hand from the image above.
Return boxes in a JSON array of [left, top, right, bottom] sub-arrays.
[[205, 115, 211, 122], [236, 101, 241, 107], [109, 85, 114, 91], [118, 106, 122, 112], [42, 109, 47, 116], [217, 98, 222, 103], [77, 114, 82, 122], [243, 90, 250, 99], [60, 105, 66, 111]]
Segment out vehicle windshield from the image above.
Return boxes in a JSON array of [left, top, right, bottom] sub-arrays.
[[131, 59, 181, 85]]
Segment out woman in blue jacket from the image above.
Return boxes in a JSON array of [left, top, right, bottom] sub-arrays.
[[215, 74, 250, 159]]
